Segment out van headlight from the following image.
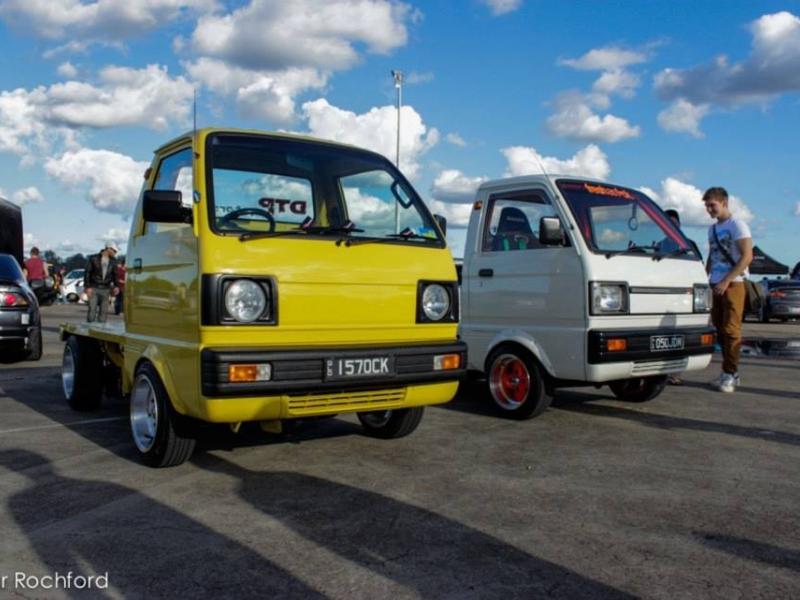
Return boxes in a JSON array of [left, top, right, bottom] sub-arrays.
[[224, 279, 269, 323], [590, 282, 629, 315], [693, 284, 712, 313], [417, 281, 458, 323]]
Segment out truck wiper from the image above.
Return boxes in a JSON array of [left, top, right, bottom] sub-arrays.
[[654, 247, 694, 261], [239, 227, 308, 242], [346, 230, 435, 247], [239, 219, 363, 242], [604, 244, 657, 258]]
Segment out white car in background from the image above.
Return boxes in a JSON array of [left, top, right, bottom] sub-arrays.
[[62, 268, 86, 303]]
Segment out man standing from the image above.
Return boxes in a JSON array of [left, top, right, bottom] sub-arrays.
[[23, 247, 48, 283], [703, 187, 753, 393], [84, 242, 119, 323]]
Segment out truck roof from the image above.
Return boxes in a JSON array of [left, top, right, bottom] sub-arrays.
[[155, 127, 376, 157], [477, 173, 608, 191]]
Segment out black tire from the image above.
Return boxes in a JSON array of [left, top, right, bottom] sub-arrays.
[[357, 407, 424, 439], [485, 344, 552, 420], [26, 327, 42, 361], [609, 376, 668, 403], [62, 336, 104, 411], [130, 362, 196, 467]]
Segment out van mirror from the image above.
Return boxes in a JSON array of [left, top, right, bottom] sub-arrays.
[[539, 216, 565, 246], [143, 190, 192, 224], [434, 214, 447, 236]]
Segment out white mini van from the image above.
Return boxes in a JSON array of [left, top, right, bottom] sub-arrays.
[[460, 175, 715, 418]]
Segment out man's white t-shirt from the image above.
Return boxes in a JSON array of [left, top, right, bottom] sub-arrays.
[[707, 217, 752, 284]]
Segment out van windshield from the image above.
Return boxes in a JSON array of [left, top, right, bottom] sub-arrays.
[[556, 179, 698, 258], [207, 134, 443, 246]]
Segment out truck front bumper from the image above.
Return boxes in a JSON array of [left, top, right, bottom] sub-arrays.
[[586, 326, 715, 382], [199, 341, 466, 421]]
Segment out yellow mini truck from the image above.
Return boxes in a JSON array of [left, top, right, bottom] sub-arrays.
[[61, 128, 465, 467]]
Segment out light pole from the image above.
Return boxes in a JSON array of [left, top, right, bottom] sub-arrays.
[[391, 69, 403, 168], [391, 70, 403, 233]]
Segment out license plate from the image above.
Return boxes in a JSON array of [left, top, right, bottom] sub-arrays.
[[650, 335, 684, 352], [325, 356, 394, 380]]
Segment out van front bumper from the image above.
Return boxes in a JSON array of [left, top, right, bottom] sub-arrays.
[[586, 326, 715, 382], [201, 341, 467, 398]]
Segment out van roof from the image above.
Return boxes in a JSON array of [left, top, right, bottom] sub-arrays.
[[477, 174, 608, 191], [154, 127, 374, 156]]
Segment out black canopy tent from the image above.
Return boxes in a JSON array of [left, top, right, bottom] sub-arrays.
[[750, 245, 789, 275]]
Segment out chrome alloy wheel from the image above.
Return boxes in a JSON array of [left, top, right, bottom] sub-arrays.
[[130, 374, 159, 453], [61, 343, 75, 399], [489, 354, 531, 410], [358, 410, 393, 428]]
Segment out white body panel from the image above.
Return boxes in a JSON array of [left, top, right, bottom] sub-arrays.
[[460, 175, 713, 384]]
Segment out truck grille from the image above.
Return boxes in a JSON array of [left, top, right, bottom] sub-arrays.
[[631, 357, 689, 375], [286, 388, 407, 416]]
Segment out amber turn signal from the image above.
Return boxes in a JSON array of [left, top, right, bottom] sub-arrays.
[[606, 338, 627, 352]]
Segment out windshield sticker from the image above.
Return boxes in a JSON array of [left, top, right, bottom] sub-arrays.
[[583, 183, 634, 200], [258, 197, 308, 215]]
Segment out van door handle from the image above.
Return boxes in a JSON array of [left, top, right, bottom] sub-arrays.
[[133, 258, 142, 273], [478, 268, 494, 278]]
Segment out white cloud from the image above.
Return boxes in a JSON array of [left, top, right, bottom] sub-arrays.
[[479, 0, 523, 16], [405, 71, 434, 85], [186, 58, 327, 123], [502, 144, 611, 180], [301, 98, 439, 179], [57, 61, 78, 78], [546, 92, 640, 143], [0, 87, 50, 158], [0, 0, 215, 43], [654, 11, 800, 107], [189, 0, 410, 72], [644, 177, 754, 226], [592, 69, 639, 102], [23, 232, 40, 252], [426, 199, 473, 227], [11, 186, 43, 206], [98, 227, 129, 250], [445, 133, 467, 147], [431, 169, 488, 203], [657, 99, 711, 138], [794, 202, 800, 216], [44, 64, 193, 130], [560, 46, 648, 71], [44, 148, 148, 214]]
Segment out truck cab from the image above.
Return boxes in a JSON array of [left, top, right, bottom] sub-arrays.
[[62, 128, 465, 466], [461, 175, 714, 418]]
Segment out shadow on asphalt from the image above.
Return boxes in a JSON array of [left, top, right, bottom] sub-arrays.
[[192, 452, 635, 599], [0, 364, 369, 465], [553, 394, 800, 448], [0, 449, 326, 598], [694, 531, 800, 573], [680, 380, 800, 401]]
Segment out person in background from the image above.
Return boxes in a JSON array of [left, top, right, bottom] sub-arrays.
[[23, 247, 48, 283], [84, 242, 119, 323], [703, 187, 753, 393], [114, 257, 126, 315]]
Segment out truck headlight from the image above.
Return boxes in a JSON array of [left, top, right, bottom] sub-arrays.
[[224, 279, 268, 323], [693, 284, 712, 313], [416, 281, 458, 323], [422, 284, 450, 321], [590, 282, 629, 315]]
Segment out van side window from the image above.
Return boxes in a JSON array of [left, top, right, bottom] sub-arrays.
[[482, 191, 559, 252], [145, 148, 193, 235]]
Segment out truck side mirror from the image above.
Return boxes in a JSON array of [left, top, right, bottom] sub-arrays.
[[434, 214, 447, 236], [143, 190, 192, 224], [539, 216, 565, 246]]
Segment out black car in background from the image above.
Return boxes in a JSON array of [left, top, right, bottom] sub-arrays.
[[0, 253, 42, 361], [758, 279, 800, 322]]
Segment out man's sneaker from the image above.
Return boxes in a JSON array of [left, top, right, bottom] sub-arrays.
[[717, 373, 739, 393]]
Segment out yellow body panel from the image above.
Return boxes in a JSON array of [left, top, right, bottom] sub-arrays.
[[115, 128, 460, 423]]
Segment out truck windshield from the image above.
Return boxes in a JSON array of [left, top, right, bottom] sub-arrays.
[[207, 134, 443, 246], [556, 179, 697, 258]]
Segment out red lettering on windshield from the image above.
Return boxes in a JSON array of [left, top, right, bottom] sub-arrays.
[[583, 183, 634, 200]]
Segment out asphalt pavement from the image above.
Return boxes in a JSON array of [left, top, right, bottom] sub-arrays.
[[0, 304, 798, 599]]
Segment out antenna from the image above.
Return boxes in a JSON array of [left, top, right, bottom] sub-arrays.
[[532, 150, 550, 179]]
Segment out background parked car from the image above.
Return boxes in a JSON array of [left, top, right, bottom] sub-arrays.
[[62, 268, 86, 303], [0, 253, 42, 361], [758, 279, 800, 322]]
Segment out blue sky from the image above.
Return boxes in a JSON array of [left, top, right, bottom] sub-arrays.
[[1, 0, 799, 267]]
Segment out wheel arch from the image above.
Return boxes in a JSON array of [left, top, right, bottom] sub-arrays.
[[484, 330, 555, 378], [133, 346, 189, 416]]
